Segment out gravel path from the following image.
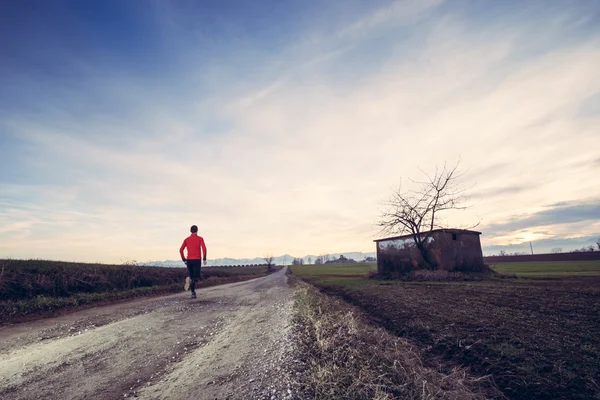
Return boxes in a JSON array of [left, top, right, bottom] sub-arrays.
[[0, 267, 297, 400]]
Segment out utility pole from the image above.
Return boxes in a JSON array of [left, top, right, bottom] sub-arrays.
[[529, 241, 534, 255]]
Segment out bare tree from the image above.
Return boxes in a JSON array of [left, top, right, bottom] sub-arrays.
[[264, 254, 275, 272], [551, 248, 563, 254], [596, 237, 600, 251], [377, 161, 473, 267]]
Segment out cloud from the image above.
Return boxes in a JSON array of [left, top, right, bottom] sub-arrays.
[[1, 1, 600, 261], [482, 200, 600, 236], [470, 185, 530, 199], [337, 0, 444, 38], [483, 235, 599, 255]]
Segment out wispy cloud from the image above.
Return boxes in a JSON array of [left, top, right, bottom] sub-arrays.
[[483, 235, 599, 255], [336, 0, 444, 38], [482, 199, 600, 236], [1, 0, 599, 262], [470, 185, 530, 200]]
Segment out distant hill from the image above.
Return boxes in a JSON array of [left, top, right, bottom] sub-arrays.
[[145, 251, 377, 267]]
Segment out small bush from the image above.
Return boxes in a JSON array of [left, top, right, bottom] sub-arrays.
[[410, 269, 464, 281]]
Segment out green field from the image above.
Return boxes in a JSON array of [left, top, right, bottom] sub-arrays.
[[294, 260, 600, 278], [490, 260, 600, 276], [291, 263, 376, 277]]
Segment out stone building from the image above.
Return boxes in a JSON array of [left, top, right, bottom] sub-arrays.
[[374, 229, 484, 275]]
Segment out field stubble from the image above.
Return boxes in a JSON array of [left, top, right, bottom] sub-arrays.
[[292, 262, 600, 400], [290, 279, 500, 400]]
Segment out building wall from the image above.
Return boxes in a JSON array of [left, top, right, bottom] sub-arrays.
[[430, 231, 484, 272], [376, 231, 484, 274], [376, 237, 423, 275]]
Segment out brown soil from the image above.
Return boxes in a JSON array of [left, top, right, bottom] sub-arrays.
[[308, 276, 600, 400]]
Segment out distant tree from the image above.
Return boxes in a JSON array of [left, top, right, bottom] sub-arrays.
[[264, 254, 275, 272], [324, 255, 357, 264], [571, 246, 592, 253], [377, 161, 474, 268], [588, 245, 595, 252], [292, 257, 304, 265], [315, 254, 329, 264], [308, 256, 312, 264], [551, 248, 563, 254], [499, 250, 506, 257]]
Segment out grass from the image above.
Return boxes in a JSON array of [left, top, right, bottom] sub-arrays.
[[291, 261, 600, 400], [0, 283, 182, 320], [490, 260, 600, 276], [0, 259, 274, 322], [291, 263, 376, 277], [295, 260, 600, 279], [292, 262, 381, 290], [290, 281, 499, 400]]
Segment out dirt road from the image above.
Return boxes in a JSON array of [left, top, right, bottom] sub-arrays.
[[0, 267, 296, 400]]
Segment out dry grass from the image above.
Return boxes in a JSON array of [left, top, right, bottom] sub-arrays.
[[290, 283, 502, 400], [0, 259, 272, 322]]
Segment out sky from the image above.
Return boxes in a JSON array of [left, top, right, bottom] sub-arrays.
[[1, 0, 600, 263]]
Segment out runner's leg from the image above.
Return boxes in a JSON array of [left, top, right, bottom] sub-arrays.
[[185, 264, 194, 291], [188, 260, 201, 295]]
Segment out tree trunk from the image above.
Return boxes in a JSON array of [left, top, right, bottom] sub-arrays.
[[415, 241, 435, 269]]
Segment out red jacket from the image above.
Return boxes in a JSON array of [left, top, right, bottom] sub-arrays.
[[180, 233, 207, 260]]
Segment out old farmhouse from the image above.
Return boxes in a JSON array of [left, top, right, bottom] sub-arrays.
[[374, 229, 484, 275]]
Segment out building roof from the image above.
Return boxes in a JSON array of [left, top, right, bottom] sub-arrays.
[[373, 229, 482, 243]]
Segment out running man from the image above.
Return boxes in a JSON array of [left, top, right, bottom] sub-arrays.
[[179, 225, 207, 299]]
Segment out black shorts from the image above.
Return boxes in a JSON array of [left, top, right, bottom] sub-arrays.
[[187, 260, 202, 279]]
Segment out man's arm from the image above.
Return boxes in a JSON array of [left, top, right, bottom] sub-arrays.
[[179, 239, 187, 261], [201, 238, 207, 265]]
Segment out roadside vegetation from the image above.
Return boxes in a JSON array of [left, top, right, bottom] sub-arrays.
[[292, 261, 600, 399], [0, 259, 273, 322], [290, 280, 500, 399]]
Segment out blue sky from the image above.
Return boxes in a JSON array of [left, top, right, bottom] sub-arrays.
[[1, 0, 600, 262]]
